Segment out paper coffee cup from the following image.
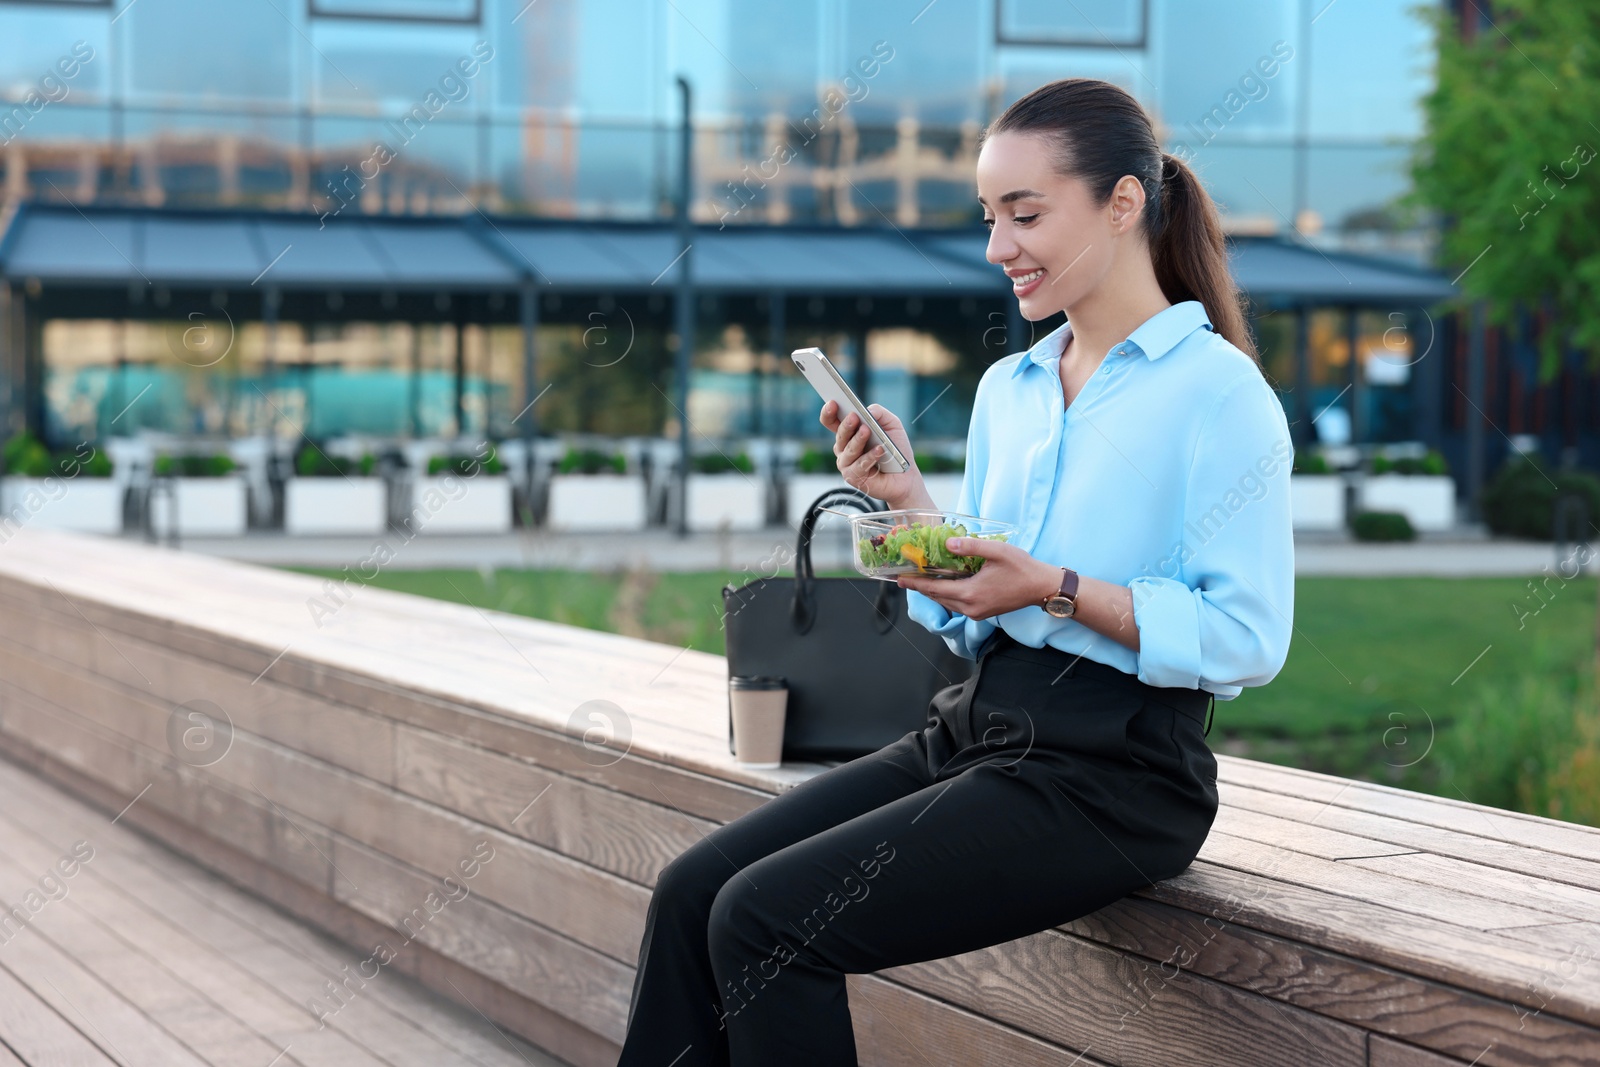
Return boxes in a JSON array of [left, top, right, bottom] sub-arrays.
[[729, 675, 787, 768]]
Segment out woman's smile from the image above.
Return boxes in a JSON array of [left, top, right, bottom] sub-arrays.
[[1008, 267, 1046, 297]]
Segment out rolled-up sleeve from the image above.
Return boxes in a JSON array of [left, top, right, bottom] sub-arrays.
[[1127, 371, 1295, 695]]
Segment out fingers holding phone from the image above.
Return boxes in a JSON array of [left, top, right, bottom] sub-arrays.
[[819, 399, 919, 504]]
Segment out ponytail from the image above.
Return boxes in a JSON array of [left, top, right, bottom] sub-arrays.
[[984, 79, 1259, 364], [1153, 152, 1256, 362]]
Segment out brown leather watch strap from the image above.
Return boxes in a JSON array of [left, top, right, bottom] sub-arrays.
[[1057, 566, 1079, 602], [1042, 566, 1078, 608]]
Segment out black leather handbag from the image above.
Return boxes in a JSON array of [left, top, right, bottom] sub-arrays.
[[721, 486, 979, 763]]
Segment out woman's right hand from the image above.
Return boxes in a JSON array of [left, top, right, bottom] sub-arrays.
[[819, 400, 927, 508]]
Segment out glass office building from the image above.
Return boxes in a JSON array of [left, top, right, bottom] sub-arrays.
[[0, 0, 1435, 237], [0, 0, 1472, 464]]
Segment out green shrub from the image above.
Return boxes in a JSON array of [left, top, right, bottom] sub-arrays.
[[1351, 510, 1415, 541], [1, 433, 112, 478], [1480, 453, 1600, 540], [914, 451, 964, 474], [76, 449, 113, 478], [796, 446, 834, 474], [4, 432, 53, 477], [1293, 449, 1330, 474], [295, 446, 375, 478], [1373, 449, 1450, 476], [1401, 645, 1599, 826], [691, 451, 754, 475], [154, 453, 236, 477], [427, 446, 505, 477], [557, 447, 627, 475]]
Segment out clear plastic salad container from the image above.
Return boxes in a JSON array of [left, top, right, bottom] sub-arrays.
[[848, 509, 1017, 581]]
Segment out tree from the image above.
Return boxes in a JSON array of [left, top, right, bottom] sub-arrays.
[[1408, 1, 1600, 379]]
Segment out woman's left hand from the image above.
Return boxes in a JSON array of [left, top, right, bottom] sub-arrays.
[[896, 537, 1056, 620]]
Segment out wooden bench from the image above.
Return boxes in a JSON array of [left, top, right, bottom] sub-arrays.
[[0, 527, 1595, 1067]]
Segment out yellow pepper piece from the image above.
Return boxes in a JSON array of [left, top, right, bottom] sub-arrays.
[[899, 543, 927, 569]]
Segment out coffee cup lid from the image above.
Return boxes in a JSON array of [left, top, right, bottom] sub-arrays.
[[729, 674, 786, 690]]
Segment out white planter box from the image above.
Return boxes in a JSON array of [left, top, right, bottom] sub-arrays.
[[150, 477, 248, 538], [786, 473, 853, 526], [921, 473, 967, 513], [284, 478, 388, 536], [1290, 475, 1345, 531], [1361, 475, 1456, 531], [408, 474, 513, 534], [687, 474, 766, 531], [546, 474, 648, 531], [1, 477, 123, 535]]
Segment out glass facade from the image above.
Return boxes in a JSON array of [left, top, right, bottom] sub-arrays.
[[0, 0, 1438, 238], [1, 0, 1448, 457]]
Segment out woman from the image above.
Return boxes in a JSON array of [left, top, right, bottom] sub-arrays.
[[618, 77, 1294, 1065]]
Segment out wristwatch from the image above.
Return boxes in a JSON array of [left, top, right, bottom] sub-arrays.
[[1041, 566, 1079, 619]]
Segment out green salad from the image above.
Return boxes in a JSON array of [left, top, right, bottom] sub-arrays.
[[857, 520, 1010, 576]]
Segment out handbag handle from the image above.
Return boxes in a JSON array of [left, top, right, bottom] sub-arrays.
[[790, 486, 899, 635]]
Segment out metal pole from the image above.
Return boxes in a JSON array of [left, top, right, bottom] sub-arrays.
[[453, 310, 466, 439], [1466, 300, 1486, 523], [0, 283, 12, 459], [673, 74, 695, 538], [263, 287, 279, 437], [520, 282, 539, 522], [1293, 305, 1311, 450], [761, 290, 783, 438], [1346, 305, 1361, 446]]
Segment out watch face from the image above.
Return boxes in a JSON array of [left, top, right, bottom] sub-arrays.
[[1045, 596, 1074, 618]]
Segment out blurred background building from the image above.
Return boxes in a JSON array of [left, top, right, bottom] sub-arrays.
[[0, 0, 1590, 524]]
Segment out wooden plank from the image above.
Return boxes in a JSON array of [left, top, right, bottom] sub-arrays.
[[1219, 758, 1600, 864], [1141, 856, 1600, 1030], [0, 962, 119, 1067], [0, 859, 305, 1067], [0, 917, 212, 1067], [0, 551, 741, 751], [0, 820, 387, 1067], [846, 973, 1118, 1067], [0, 681, 649, 969], [1199, 828, 1573, 932], [0, 605, 713, 889], [0, 682, 337, 898], [328, 830, 634, 1046], [1064, 894, 1600, 1067], [391, 718, 712, 883], [0, 744, 619, 1067], [0, 782, 561, 1067], [0, 581, 786, 826], [1220, 781, 1600, 892], [880, 917, 1367, 1067], [0, 755, 564, 1067], [1215, 805, 1600, 923], [1369, 1034, 1486, 1066]]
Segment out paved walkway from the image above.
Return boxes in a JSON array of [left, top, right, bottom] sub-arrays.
[[111, 524, 1598, 578]]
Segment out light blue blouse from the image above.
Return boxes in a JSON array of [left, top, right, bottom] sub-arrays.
[[905, 300, 1295, 699]]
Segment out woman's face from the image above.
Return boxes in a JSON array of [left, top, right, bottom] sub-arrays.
[[976, 130, 1144, 321]]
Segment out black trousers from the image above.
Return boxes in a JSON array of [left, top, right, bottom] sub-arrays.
[[616, 627, 1220, 1066]]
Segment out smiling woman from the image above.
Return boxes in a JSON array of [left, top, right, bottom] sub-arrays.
[[618, 77, 1293, 1067]]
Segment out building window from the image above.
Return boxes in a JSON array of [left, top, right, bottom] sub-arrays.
[[995, 0, 1145, 47], [308, 0, 479, 24]]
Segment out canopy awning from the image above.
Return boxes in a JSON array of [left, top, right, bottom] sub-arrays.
[[0, 203, 1456, 305]]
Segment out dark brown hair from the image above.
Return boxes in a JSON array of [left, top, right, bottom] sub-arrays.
[[982, 78, 1258, 363]]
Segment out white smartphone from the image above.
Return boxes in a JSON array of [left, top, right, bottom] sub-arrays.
[[790, 346, 910, 474]]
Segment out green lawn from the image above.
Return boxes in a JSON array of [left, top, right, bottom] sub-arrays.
[[281, 565, 1600, 825]]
